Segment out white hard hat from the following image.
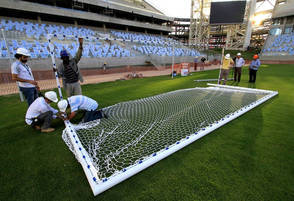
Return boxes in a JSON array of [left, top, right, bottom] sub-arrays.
[[44, 91, 58, 103], [16, 48, 31, 57], [237, 53, 241, 56], [225, 54, 230, 59], [58, 100, 68, 112]]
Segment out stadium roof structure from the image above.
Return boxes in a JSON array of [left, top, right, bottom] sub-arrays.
[[0, 0, 173, 33], [72, 0, 174, 21], [272, 0, 294, 18]]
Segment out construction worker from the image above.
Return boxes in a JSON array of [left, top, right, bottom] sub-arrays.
[[249, 54, 261, 83], [58, 38, 84, 97], [11, 48, 39, 106], [102, 61, 107, 70], [218, 53, 234, 85], [234, 53, 245, 82], [57, 95, 107, 123], [193, 57, 198, 71], [25, 91, 60, 133], [200, 56, 206, 71]]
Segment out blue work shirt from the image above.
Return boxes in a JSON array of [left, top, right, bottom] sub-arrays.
[[68, 95, 98, 112], [249, 59, 261, 70]]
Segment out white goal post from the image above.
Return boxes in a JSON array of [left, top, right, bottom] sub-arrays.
[[61, 83, 278, 196]]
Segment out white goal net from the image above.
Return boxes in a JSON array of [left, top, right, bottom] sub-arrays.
[[62, 84, 277, 196]]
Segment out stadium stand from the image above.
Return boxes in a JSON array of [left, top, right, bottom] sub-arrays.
[[260, 0, 294, 62], [0, 18, 200, 60], [0, 0, 203, 85], [262, 33, 294, 56]]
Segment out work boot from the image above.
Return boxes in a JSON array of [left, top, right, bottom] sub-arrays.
[[34, 125, 41, 130], [41, 127, 55, 133]]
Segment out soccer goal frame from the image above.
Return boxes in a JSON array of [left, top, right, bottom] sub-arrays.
[[62, 83, 278, 196]]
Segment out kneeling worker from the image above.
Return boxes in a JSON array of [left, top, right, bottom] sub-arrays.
[[57, 95, 107, 123], [25, 91, 60, 133]]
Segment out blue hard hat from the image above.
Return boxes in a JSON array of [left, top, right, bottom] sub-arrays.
[[60, 50, 69, 57]]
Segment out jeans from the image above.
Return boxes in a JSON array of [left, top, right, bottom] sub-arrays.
[[19, 87, 38, 106], [83, 110, 104, 123], [249, 69, 257, 83], [31, 111, 53, 129]]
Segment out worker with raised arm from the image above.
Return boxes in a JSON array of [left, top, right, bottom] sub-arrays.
[[58, 38, 84, 97]]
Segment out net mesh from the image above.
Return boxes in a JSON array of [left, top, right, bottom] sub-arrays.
[[62, 87, 268, 180]]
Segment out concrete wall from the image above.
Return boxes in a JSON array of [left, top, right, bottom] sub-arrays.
[[0, 56, 149, 71], [272, 0, 294, 18], [76, 0, 173, 21], [260, 55, 294, 61], [0, 55, 199, 71]]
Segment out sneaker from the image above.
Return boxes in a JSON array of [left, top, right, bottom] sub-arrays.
[[41, 128, 55, 133]]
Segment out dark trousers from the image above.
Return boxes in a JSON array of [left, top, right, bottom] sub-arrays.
[[234, 67, 242, 82], [20, 87, 38, 106], [31, 111, 53, 129], [194, 62, 198, 71], [83, 110, 103, 123], [249, 69, 257, 83]]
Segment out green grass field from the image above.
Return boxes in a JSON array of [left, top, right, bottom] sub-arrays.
[[0, 64, 293, 201]]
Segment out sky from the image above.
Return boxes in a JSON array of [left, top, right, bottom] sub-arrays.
[[145, 0, 276, 18]]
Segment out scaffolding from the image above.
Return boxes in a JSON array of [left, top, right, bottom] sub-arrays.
[[189, 0, 259, 50], [189, 0, 211, 49]]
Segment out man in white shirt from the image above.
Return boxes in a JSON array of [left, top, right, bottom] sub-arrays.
[[234, 53, 245, 82], [11, 48, 39, 106], [57, 95, 107, 123], [25, 91, 59, 133]]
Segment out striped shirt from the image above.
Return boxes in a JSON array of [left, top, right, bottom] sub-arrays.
[[64, 64, 79, 83], [68, 95, 98, 112]]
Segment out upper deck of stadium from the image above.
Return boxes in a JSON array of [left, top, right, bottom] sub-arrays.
[[0, 0, 173, 33]]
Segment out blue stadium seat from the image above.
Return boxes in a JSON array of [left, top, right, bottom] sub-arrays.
[[1, 50, 7, 58]]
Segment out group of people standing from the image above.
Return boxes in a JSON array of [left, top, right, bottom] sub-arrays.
[[218, 53, 261, 85], [11, 37, 106, 133]]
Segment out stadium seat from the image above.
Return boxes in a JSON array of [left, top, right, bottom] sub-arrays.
[[0, 18, 202, 60]]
